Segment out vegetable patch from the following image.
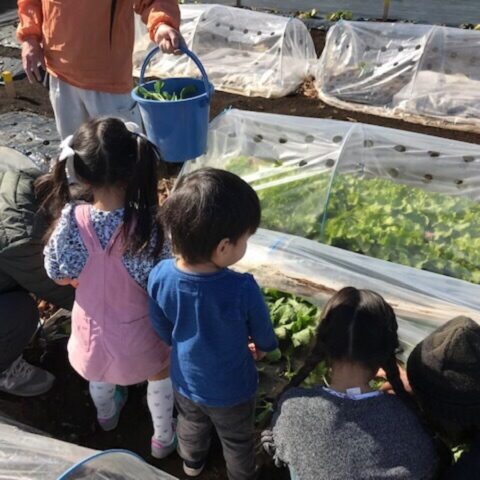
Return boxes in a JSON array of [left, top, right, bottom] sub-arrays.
[[227, 156, 480, 284]]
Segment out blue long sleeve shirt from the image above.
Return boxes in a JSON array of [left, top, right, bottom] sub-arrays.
[[147, 259, 278, 407]]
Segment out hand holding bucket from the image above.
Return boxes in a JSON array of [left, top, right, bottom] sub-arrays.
[[132, 43, 213, 163]]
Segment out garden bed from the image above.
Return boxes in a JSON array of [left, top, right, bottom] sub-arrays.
[[1, 24, 480, 480], [2, 31, 480, 145], [0, 288, 320, 480]]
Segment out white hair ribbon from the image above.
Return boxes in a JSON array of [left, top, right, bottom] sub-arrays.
[[59, 135, 77, 184], [124, 121, 148, 140]]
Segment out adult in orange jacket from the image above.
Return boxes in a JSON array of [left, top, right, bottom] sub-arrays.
[[17, 0, 181, 139]]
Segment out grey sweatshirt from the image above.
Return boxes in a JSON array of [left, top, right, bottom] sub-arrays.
[[272, 387, 438, 480]]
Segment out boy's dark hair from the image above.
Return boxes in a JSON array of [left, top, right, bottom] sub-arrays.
[[35, 117, 166, 257], [163, 168, 261, 264]]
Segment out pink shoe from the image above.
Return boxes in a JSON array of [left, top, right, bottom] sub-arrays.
[[98, 386, 128, 431], [151, 433, 177, 459]]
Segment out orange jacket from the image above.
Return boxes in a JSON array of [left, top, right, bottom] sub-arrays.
[[17, 0, 180, 93]]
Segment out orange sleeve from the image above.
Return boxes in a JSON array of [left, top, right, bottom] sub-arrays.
[[16, 0, 43, 42], [134, 0, 181, 42]]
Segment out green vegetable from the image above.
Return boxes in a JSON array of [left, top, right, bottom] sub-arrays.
[[226, 156, 480, 284], [264, 347, 282, 363], [326, 10, 353, 21], [262, 288, 323, 382], [137, 81, 197, 101], [255, 288, 326, 424]]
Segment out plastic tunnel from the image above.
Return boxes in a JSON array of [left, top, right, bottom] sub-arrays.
[[183, 109, 480, 356], [315, 21, 480, 132], [0, 416, 178, 480], [134, 4, 316, 98]]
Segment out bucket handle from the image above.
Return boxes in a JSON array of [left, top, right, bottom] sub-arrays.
[[139, 42, 211, 100]]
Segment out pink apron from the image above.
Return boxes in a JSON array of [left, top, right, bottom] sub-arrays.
[[68, 204, 170, 385]]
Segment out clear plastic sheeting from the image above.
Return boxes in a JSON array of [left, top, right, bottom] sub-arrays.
[[0, 56, 22, 79], [315, 21, 480, 132], [237, 229, 480, 360], [0, 24, 19, 48], [133, 4, 316, 98], [0, 416, 178, 480], [184, 109, 480, 287], [0, 112, 59, 170]]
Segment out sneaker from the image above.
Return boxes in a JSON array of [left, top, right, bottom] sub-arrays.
[[183, 459, 206, 477], [0, 356, 55, 397], [151, 432, 177, 459], [98, 386, 128, 432]]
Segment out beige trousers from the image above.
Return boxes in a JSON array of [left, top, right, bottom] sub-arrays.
[[49, 76, 143, 140]]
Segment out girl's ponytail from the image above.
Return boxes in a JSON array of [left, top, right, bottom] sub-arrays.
[[282, 337, 326, 394], [35, 158, 72, 241], [382, 353, 416, 409], [263, 327, 327, 427], [122, 134, 165, 258]]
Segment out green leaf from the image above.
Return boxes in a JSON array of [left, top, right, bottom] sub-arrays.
[[265, 348, 282, 362], [180, 85, 197, 99]]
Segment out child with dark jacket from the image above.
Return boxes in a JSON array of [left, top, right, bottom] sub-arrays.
[[148, 168, 278, 480], [407, 316, 480, 480]]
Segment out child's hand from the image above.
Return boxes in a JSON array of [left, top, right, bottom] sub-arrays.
[[248, 342, 266, 361], [261, 430, 285, 467], [376, 366, 412, 394], [55, 278, 79, 288]]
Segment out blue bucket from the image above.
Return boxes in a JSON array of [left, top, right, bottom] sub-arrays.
[[132, 44, 213, 163]]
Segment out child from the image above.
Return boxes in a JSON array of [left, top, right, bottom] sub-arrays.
[[407, 316, 480, 479], [43, 117, 175, 459], [148, 168, 278, 479], [263, 287, 440, 480]]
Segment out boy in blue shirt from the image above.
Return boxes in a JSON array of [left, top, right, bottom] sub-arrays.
[[148, 168, 277, 480]]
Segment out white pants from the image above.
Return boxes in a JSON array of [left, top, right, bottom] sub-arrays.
[[49, 76, 143, 140]]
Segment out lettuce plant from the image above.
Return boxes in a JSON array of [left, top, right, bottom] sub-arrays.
[[227, 156, 480, 284]]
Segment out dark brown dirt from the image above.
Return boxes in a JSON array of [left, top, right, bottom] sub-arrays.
[[0, 334, 286, 480], [1, 26, 479, 480], [3, 32, 480, 144]]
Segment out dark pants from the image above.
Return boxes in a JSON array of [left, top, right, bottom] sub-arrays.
[[0, 290, 38, 372], [174, 391, 257, 480]]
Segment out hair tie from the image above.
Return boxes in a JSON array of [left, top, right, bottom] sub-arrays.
[[59, 135, 77, 184], [124, 121, 148, 140]]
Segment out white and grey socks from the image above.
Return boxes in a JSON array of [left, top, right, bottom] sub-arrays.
[[147, 377, 174, 444], [89, 381, 116, 419]]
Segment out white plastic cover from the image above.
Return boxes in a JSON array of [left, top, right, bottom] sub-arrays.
[[239, 229, 480, 360], [134, 4, 316, 98], [0, 416, 178, 480], [183, 108, 480, 350], [315, 21, 480, 133]]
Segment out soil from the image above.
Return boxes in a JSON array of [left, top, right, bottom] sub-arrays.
[[2, 31, 480, 144], [1, 26, 479, 480], [1, 335, 287, 480]]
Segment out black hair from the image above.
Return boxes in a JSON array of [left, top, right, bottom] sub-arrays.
[[283, 287, 402, 394], [36, 117, 166, 257], [274, 286, 452, 474], [163, 167, 261, 264]]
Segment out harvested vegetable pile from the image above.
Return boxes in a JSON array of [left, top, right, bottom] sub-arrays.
[[227, 157, 480, 284]]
